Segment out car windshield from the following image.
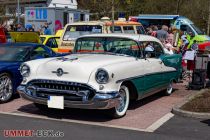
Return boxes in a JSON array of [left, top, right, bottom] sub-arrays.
[[191, 24, 204, 35], [63, 25, 102, 41], [0, 46, 29, 62], [74, 37, 140, 57]]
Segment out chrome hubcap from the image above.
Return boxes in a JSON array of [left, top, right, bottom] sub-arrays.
[[116, 88, 126, 112], [0, 75, 13, 101]]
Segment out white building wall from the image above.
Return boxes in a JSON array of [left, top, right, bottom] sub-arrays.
[[5, 0, 78, 15]]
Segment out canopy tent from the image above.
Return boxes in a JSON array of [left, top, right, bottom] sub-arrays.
[[137, 15, 180, 20]]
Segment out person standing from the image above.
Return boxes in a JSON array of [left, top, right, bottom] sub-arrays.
[[43, 22, 52, 35], [180, 34, 190, 55], [156, 25, 168, 41], [191, 40, 198, 51], [17, 23, 26, 31], [151, 25, 158, 37], [164, 40, 174, 55], [167, 27, 175, 46]]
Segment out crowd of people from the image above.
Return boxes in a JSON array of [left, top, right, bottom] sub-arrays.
[[0, 22, 52, 35], [146, 25, 198, 55], [1, 22, 198, 55]]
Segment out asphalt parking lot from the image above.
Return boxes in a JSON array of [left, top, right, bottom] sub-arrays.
[[0, 81, 197, 132]]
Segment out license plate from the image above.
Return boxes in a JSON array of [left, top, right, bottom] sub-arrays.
[[47, 96, 64, 109]]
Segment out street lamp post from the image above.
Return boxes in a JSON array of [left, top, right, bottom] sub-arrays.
[[17, 0, 20, 23]]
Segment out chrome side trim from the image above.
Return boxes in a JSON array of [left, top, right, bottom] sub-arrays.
[[116, 70, 177, 83], [116, 75, 144, 84]]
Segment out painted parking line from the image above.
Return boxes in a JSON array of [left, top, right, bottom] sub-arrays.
[[0, 111, 174, 133], [146, 113, 174, 132]]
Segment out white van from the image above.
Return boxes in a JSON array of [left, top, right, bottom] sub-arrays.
[[59, 19, 145, 53]]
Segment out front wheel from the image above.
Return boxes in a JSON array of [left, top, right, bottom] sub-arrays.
[[0, 73, 13, 103], [108, 85, 130, 118]]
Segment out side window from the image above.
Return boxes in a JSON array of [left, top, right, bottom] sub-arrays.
[[55, 38, 60, 46], [111, 26, 122, 33], [30, 46, 50, 60], [46, 38, 58, 48], [106, 40, 139, 57], [180, 24, 194, 34], [143, 42, 164, 58], [186, 26, 194, 34], [123, 26, 135, 34], [76, 40, 104, 52], [153, 42, 164, 57], [136, 26, 145, 34]]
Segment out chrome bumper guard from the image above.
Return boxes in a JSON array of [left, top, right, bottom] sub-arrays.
[[17, 85, 120, 109]]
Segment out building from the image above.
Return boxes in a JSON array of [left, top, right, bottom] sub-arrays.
[[0, 0, 78, 16], [0, 0, 89, 34], [25, 6, 89, 34]]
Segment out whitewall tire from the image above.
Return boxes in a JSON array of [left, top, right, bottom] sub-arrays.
[[108, 85, 130, 118]]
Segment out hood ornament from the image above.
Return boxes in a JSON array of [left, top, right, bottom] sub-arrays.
[[52, 68, 68, 77]]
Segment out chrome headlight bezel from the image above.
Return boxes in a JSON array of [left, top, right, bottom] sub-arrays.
[[20, 64, 30, 77], [95, 68, 109, 84]]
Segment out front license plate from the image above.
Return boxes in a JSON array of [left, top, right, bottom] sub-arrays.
[[47, 96, 64, 109]]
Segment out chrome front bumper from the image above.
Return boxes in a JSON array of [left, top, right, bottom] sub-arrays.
[[17, 85, 120, 110]]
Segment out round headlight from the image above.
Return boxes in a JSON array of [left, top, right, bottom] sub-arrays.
[[20, 64, 30, 77], [95, 69, 109, 84]]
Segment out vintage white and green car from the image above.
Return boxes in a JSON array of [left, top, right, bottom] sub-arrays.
[[18, 34, 182, 118]]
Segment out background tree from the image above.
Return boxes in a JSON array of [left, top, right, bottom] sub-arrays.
[[78, 0, 209, 34], [0, 5, 5, 24]]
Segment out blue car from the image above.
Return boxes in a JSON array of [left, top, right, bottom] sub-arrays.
[[0, 43, 64, 103]]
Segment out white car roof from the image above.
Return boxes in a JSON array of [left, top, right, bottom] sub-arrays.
[[78, 34, 162, 44]]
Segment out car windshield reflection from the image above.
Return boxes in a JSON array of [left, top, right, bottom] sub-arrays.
[[0, 46, 29, 62], [74, 37, 140, 57]]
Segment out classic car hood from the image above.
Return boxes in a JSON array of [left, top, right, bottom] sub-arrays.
[[35, 53, 134, 83]]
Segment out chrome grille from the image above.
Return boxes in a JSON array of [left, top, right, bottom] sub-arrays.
[[34, 83, 88, 92], [26, 80, 95, 101]]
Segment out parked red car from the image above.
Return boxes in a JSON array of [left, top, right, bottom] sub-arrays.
[[0, 27, 6, 43], [198, 42, 210, 53]]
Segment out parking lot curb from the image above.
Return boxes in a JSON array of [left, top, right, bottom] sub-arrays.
[[172, 89, 210, 119]]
